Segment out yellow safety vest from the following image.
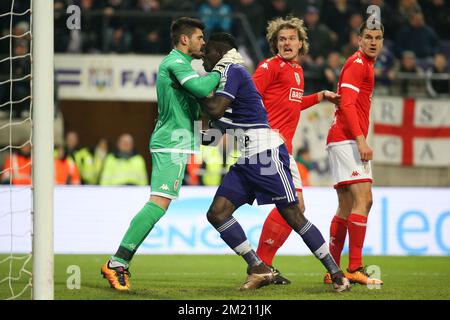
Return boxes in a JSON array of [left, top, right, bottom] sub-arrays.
[[201, 145, 224, 186], [99, 153, 148, 186]]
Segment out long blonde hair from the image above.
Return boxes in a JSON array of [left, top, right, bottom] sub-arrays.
[[266, 16, 309, 56]]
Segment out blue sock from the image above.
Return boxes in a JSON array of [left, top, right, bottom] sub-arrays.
[[298, 219, 340, 275], [215, 216, 262, 267]]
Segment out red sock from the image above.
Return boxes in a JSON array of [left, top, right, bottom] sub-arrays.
[[329, 215, 348, 267], [347, 213, 368, 272], [256, 208, 292, 266]]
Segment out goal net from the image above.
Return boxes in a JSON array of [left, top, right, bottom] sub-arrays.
[[0, 0, 54, 300], [0, 0, 33, 300]]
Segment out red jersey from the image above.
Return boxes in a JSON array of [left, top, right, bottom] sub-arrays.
[[327, 50, 375, 145], [253, 55, 319, 154]]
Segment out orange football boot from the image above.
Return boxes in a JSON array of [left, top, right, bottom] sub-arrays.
[[345, 266, 383, 285], [101, 261, 131, 291], [323, 273, 332, 284]]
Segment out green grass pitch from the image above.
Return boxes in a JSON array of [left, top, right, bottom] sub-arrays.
[[1, 254, 450, 300]]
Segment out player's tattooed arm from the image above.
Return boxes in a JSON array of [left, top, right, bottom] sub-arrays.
[[198, 95, 232, 120]]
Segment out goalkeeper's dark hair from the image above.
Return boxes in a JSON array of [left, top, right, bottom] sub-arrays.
[[171, 17, 205, 46], [208, 32, 237, 54]]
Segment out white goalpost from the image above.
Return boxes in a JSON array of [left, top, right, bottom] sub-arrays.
[[31, 0, 54, 300]]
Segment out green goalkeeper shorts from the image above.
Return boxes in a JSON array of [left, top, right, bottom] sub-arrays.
[[150, 152, 189, 199]]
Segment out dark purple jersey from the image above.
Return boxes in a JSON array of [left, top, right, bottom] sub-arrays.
[[214, 64, 269, 130]]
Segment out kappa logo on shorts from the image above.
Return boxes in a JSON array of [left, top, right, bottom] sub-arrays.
[[159, 184, 170, 191], [351, 171, 360, 177]]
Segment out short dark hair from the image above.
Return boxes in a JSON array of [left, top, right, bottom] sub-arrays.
[[359, 19, 384, 36], [208, 32, 237, 54], [171, 17, 205, 46]]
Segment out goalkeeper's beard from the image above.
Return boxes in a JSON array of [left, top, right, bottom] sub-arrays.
[[189, 49, 205, 60]]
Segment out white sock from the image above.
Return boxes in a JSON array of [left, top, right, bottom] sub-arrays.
[[109, 256, 129, 269]]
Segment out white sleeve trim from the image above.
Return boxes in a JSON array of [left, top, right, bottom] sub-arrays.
[[180, 74, 199, 85], [216, 90, 235, 99], [150, 148, 199, 154], [341, 83, 360, 93], [150, 191, 178, 200], [326, 140, 356, 148]]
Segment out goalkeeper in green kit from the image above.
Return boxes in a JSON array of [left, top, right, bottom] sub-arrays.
[[101, 17, 242, 291]]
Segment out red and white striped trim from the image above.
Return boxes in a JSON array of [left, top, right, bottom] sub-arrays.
[[334, 178, 372, 189], [341, 83, 360, 93], [349, 220, 368, 227]]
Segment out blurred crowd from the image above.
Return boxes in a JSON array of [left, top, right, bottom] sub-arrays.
[[1, 0, 450, 117], [47, 0, 450, 56], [0, 131, 315, 187], [0, 0, 32, 119], [49, 0, 450, 96], [1, 0, 450, 186], [0, 131, 147, 186], [1, 0, 449, 116]]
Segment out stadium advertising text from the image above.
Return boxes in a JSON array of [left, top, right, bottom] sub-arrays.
[[1, 186, 449, 256], [55, 55, 204, 101]]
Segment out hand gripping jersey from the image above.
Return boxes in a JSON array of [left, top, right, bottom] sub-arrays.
[[252, 55, 319, 154], [327, 50, 375, 145]]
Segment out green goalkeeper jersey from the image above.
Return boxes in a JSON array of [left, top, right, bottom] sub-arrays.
[[150, 49, 220, 153]]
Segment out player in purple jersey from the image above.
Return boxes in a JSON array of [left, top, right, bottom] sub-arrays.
[[198, 33, 350, 292]]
